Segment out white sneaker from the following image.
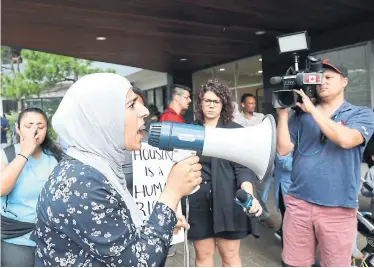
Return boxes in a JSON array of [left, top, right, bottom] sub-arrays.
[[274, 230, 282, 241], [167, 246, 176, 257]]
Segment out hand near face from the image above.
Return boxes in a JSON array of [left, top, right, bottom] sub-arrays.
[[19, 125, 41, 157]]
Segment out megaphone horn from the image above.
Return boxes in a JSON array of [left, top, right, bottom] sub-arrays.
[[148, 115, 277, 181]]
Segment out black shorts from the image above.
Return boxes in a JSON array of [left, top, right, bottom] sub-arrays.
[[1, 241, 35, 267], [184, 181, 247, 241]]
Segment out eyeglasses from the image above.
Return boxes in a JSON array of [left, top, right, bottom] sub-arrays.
[[203, 99, 221, 106]]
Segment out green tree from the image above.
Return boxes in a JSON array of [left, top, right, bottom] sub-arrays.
[[1, 47, 116, 99]]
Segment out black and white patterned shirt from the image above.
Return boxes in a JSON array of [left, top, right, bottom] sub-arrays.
[[35, 158, 176, 267]]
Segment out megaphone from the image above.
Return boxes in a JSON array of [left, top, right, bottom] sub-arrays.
[[148, 115, 276, 181]]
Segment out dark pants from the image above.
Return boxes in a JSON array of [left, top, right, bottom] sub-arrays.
[[1, 241, 35, 267], [159, 256, 167, 267]]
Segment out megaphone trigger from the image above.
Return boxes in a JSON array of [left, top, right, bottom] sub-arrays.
[[172, 149, 197, 162]]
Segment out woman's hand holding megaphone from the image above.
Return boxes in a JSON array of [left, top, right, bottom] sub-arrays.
[[158, 156, 202, 212]]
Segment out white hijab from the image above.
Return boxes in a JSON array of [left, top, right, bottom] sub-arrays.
[[52, 73, 143, 228]]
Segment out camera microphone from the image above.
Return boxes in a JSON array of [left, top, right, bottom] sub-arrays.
[[234, 189, 254, 217], [270, 76, 283, 85]]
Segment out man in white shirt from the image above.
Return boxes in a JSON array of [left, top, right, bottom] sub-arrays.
[[233, 93, 275, 228], [234, 94, 265, 127]]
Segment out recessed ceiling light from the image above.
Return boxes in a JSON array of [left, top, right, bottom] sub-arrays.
[[259, 58, 262, 62], [180, 58, 187, 61], [255, 31, 266, 35], [258, 70, 263, 74], [219, 68, 225, 71], [96, 36, 106, 41]]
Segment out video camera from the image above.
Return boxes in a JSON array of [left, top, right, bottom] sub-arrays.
[[271, 31, 323, 111]]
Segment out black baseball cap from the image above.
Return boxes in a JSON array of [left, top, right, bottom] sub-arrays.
[[322, 59, 348, 78]]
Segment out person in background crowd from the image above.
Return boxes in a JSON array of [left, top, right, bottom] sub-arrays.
[[186, 79, 262, 267], [159, 84, 191, 123], [272, 153, 292, 242], [354, 133, 374, 264], [148, 104, 161, 123], [269, 109, 294, 242], [158, 84, 191, 258], [1, 107, 62, 267], [34, 73, 199, 267], [361, 133, 374, 213], [234, 93, 276, 228], [1, 113, 10, 149], [10, 123, 18, 145], [277, 60, 374, 267], [234, 93, 264, 126]]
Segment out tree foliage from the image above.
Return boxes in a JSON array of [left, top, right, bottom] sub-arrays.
[[1, 47, 116, 99]]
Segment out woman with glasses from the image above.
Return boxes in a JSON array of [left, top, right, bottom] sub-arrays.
[[1, 108, 62, 267], [185, 79, 262, 267]]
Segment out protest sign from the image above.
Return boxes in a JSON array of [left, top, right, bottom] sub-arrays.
[[132, 142, 184, 245]]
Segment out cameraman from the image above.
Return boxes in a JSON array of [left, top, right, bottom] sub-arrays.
[[276, 60, 374, 267]]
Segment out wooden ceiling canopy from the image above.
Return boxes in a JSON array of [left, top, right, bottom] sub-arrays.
[[2, 0, 374, 72]]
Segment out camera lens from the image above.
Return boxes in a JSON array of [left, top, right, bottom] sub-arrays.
[[278, 91, 295, 107]]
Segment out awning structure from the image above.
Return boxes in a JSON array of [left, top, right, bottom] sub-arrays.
[[2, 0, 374, 72]]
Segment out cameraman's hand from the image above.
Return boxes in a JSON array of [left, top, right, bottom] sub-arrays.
[[295, 89, 317, 114], [159, 156, 202, 211], [276, 108, 289, 117]]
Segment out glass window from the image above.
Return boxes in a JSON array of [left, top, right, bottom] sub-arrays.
[[371, 41, 374, 108], [163, 86, 168, 110], [22, 99, 42, 110], [192, 54, 264, 113], [235, 55, 264, 113], [42, 98, 63, 119], [147, 89, 154, 105], [213, 63, 235, 88], [21, 97, 63, 119], [313, 44, 371, 108], [237, 55, 263, 88], [193, 68, 213, 92], [155, 87, 164, 112]]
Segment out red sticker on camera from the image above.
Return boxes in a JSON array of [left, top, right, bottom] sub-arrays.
[[338, 120, 345, 125]]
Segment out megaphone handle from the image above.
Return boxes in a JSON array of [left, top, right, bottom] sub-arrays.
[[184, 196, 190, 267], [172, 149, 200, 195]]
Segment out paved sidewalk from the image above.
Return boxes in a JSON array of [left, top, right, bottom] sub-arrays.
[[166, 168, 369, 267]]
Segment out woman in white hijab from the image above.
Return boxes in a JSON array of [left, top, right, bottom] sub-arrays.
[[34, 73, 202, 267]]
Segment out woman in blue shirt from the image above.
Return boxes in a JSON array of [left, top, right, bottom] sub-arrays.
[[1, 107, 62, 267]]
